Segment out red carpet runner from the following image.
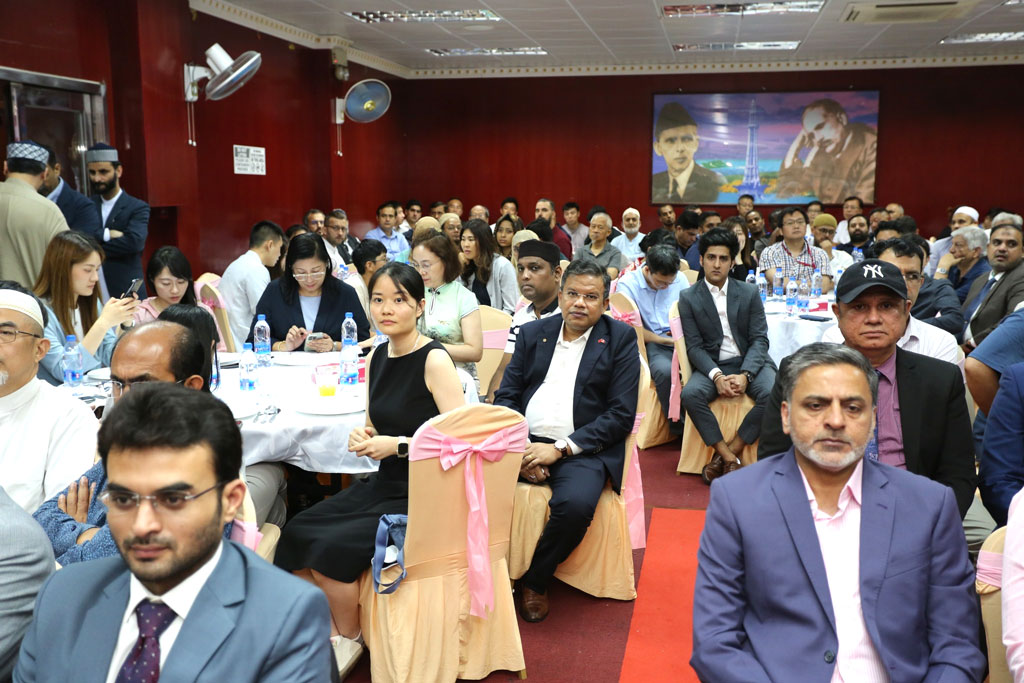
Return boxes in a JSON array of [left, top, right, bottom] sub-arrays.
[[619, 508, 705, 683]]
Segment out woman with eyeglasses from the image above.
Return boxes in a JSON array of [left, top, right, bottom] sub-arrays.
[[248, 233, 370, 352], [33, 231, 138, 385], [410, 234, 482, 386], [459, 219, 518, 314]]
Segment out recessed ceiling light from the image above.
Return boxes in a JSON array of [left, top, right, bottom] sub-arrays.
[[663, 2, 823, 17], [674, 41, 801, 50], [940, 31, 1024, 43], [346, 10, 501, 24], [426, 47, 548, 56]]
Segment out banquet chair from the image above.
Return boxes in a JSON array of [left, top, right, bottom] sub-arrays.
[[233, 488, 281, 562], [198, 281, 237, 353], [976, 526, 1010, 683], [196, 272, 222, 286], [358, 404, 527, 683], [609, 293, 673, 449], [670, 301, 758, 475], [683, 270, 698, 285], [477, 305, 512, 395], [507, 362, 647, 601]]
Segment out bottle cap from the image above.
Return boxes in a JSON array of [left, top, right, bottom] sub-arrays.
[[257, 314, 266, 321], [66, 335, 76, 342], [345, 312, 353, 318], [243, 343, 253, 351]]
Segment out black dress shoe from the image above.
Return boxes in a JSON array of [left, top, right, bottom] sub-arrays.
[[518, 585, 549, 622], [701, 453, 727, 485]]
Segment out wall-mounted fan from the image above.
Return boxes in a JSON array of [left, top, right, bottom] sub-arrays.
[[182, 43, 262, 145], [333, 79, 392, 156]]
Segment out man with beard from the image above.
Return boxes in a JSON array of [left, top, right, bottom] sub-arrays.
[[651, 103, 723, 203], [84, 143, 150, 299], [611, 207, 644, 262], [963, 214, 1024, 347], [38, 143, 100, 235], [692, 342, 984, 682], [811, 213, 853, 275], [15, 383, 333, 681], [323, 209, 359, 268], [837, 213, 872, 256], [657, 203, 677, 230]]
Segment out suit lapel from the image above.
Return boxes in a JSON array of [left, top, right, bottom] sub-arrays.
[[531, 318, 559, 388], [694, 283, 724, 340], [71, 571, 130, 683], [771, 452, 837, 631], [574, 317, 610, 408], [857, 460, 895, 651], [160, 545, 245, 680], [894, 349, 921, 473], [726, 283, 741, 349], [104, 193, 126, 228]]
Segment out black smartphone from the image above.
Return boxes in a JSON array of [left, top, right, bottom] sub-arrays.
[[799, 314, 832, 322], [120, 278, 143, 299]]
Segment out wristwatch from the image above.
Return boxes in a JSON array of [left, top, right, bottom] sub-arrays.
[[743, 370, 754, 382], [554, 439, 571, 459], [936, 267, 949, 275], [397, 437, 409, 458]]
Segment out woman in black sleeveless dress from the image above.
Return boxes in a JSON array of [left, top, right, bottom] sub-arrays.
[[273, 263, 465, 669]]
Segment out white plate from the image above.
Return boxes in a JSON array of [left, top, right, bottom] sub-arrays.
[[293, 391, 364, 416], [228, 400, 262, 420], [272, 351, 340, 367], [218, 352, 241, 367], [85, 367, 111, 381]]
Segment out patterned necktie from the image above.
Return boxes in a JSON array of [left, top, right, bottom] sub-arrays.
[[115, 600, 177, 683], [864, 369, 882, 461], [962, 276, 997, 336]]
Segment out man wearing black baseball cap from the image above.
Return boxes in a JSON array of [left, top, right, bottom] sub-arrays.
[[757, 259, 977, 519]]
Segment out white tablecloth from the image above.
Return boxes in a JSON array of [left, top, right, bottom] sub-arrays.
[[764, 299, 837, 366]]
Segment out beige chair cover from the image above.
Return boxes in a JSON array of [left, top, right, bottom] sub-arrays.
[[669, 301, 757, 474], [236, 487, 280, 562], [507, 364, 645, 601], [683, 270, 698, 285], [198, 281, 236, 353], [358, 404, 527, 683], [477, 305, 512, 394], [977, 527, 1010, 683]]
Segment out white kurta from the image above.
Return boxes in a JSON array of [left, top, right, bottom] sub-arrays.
[[0, 378, 99, 512]]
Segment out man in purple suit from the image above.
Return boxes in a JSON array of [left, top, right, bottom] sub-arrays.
[[692, 342, 984, 682]]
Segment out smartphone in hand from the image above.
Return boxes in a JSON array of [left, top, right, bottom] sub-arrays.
[[120, 278, 143, 299]]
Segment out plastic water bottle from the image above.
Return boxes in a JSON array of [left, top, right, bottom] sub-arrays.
[[239, 343, 257, 391], [811, 268, 823, 298], [831, 268, 844, 302], [253, 315, 271, 368], [853, 247, 864, 264], [372, 331, 388, 349], [62, 335, 83, 388], [209, 352, 220, 392], [756, 271, 769, 304], [785, 277, 798, 316], [341, 313, 359, 385], [745, 270, 756, 287], [797, 278, 810, 315], [773, 269, 785, 300]]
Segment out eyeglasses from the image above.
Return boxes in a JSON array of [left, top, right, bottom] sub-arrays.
[[0, 327, 43, 344], [564, 289, 603, 304], [409, 261, 436, 273], [374, 256, 388, 265], [100, 482, 225, 516], [293, 270, 327, 282], [783, 218, 807, 227], [111, 378, 184, 399]]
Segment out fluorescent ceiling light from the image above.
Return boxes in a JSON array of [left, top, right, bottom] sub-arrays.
[[940, 31, 1024, 43], [426, 47, 548, 56], [347, 10, 500, 24], [1005, 0, 1024, 6], [663, 2, 823, 17], [674, 41, 801, 50]]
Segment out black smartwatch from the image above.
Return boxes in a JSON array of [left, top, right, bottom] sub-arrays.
[[397, 437, 409, 458]]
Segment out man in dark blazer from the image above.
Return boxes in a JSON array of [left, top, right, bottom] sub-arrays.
[[14, 384, 333, 682], [758, 260, 977, 518], [693, 343, 985, 682], [39, 144, 101, 236], [678, 228, 776, 482], [495, 259, 639, 623], [962, 218, 1024, 348], [85, 143, 149, 298], [650, 102, 723, 204]]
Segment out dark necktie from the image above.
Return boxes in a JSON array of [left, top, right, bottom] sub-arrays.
[[339, 241, 351, 264], [115, 600, 177, 683], [962, 276, 997, 337], [864, 369, 882, 462]]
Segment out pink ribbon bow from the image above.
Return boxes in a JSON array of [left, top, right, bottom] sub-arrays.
[[977, 550, 1002, 588], [481, 328, 508, 350], [411, 420, 529, 617], [625, 412, 646, 549], [666, 317, 684, 421], [610, 306, 642, 327]]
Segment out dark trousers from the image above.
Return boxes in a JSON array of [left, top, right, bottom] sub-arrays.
[[520, 454, 608, 593], [681, 357, 775, 446], [646, 342, 680, 432]]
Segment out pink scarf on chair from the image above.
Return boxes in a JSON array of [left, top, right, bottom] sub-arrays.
[[410, 420, 530, 617], [625, 412, 646, 550]]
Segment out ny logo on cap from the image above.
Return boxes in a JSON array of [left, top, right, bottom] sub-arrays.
[[863, 264, 884, 279]]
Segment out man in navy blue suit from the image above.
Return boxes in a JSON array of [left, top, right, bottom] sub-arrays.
[[981, 361, 1024, 526], [85, 143, 149, 298], [38, 144, 101, 236], [692, 342, 984, 682], [495, 259, 640, 622]]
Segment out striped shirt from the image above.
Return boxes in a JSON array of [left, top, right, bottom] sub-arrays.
[[759, 241, 833, 283]]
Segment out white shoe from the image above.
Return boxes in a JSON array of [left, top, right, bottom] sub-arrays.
[[331, 634, 364, 679]]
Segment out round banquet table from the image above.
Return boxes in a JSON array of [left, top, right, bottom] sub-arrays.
[[763, 298, 838, 366]]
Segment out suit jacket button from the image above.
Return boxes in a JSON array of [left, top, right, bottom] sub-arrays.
[[824, 650, 835, 664]]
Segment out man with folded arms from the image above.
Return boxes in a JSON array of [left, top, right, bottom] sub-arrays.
[[0, 281, 96, 513], [692, 342, 985, 681], [15, 383, 332, 682], [496, 259, 639, 622]]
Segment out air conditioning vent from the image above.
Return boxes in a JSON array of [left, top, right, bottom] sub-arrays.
[[841, 0, 976, 22]]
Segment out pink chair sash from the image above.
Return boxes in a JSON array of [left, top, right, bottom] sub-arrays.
[[666, 317, 684, 421], [625, 412, 646, 550], [230, 520, 263, 551], [977, 550, 1003, 587], [482, 328, 508, 350], [609, 306, 642, 328], [410, 419, 529, 617]]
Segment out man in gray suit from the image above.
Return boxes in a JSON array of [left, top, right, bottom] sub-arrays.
[[678, 228, 776, 484], [0, 485, 53, 682], [15, 384, 333, 682]]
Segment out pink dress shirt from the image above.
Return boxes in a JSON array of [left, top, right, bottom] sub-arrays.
[[800, 460, 889, 682], [131, 297, 227, 351], [874, 352, 905, 470]]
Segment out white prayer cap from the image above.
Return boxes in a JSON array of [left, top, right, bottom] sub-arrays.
[[0, 289, 45, 331], [6, 140, 48, 165], [622, 207, 641, 218], [85, 142, 119, 164], [953, 206, 979, 222]]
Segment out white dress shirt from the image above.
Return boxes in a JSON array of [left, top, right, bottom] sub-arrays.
[[828, 248, 854, 275], [100, 189, 122, 242], [344, 271, 371, 325], [105, 542, 224, 683], [218, 250, 271, 349], [523, 323, 588, 454], [965, 271, 1004, 345], [0, 377, 98, 512], [799, 460, 888, 682], [822, 315, 959, 365], [705, 278, 740, 379]]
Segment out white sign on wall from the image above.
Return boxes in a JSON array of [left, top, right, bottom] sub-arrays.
[[233, 145, 266, 175]]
